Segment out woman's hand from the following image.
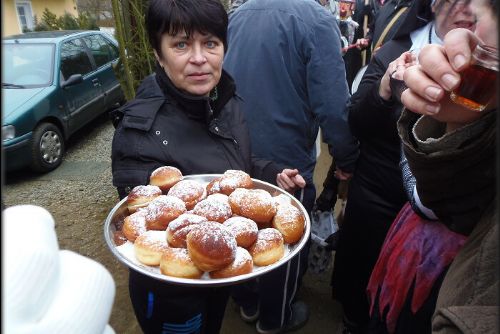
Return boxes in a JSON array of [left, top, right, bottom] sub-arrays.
[[401, 28, 486, 128], [334, 167, 352, 181], [379, 51, 416, 101], [356, 38, 370, 50], [276, 169, 306, 194]]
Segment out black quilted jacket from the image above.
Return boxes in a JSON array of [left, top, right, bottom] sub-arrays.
[[111, 69, 283, 199]]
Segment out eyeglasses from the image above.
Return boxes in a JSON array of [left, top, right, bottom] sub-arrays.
[[417, 0, 471, 23], [443, 0, 470, 7], [444, 0, 468, 4]]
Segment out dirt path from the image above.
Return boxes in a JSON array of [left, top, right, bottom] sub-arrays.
[[3, 115, 341, 334]]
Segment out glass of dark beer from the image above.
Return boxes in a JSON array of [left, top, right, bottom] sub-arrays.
[[450, 44, 498, 112]]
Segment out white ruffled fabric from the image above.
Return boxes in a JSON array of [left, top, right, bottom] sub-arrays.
[[3, 205, 116, 334]]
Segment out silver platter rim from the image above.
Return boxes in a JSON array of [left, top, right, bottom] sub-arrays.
[[104, 174, 311, 287]]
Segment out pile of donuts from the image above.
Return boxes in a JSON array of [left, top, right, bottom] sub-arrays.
[[114, 166, 306, 280]]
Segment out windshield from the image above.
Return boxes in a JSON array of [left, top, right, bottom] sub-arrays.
[[2, 43, 55, 88]]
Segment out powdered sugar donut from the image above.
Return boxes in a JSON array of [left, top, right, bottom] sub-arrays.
[[192, 194, 232, 223], [166, 213, 208, 248], [160, 247, 203, 279], [209, 247, 253, 279], [127, 185, 162, 213], [186, 221, 237, 272], [149, 166, 183, 192], [218, 170, 253, 195], [206, 177, 221, 195], [272, 202, 305, 245], [167, 179, 207, 210], [229, 188, 277, 227], [223, 216, 258, 248], [144, 195, 186, 230], [249, 228, 285, 266], [122, 210, 148, 242], [273, 193, 293, 206], [134, 230, 169, 266]]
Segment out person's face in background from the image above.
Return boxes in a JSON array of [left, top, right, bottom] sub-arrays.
[[433, 0, 476, 39], [471, 0, 497, 110], [436, 0, 497, 124], [156, 30, 224, 96], [339, 1, 356, 19], [472, 0, 497, 48]]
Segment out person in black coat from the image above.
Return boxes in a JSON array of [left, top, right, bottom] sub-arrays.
[[111, 0, 305, 333], [330, 0, 476, 332]]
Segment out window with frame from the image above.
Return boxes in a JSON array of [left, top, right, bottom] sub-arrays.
[[60, 38, 93, 80], [16, 1, 35, 32]]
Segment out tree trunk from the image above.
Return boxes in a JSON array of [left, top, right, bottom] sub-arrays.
[[111, 0, 155, 100], [111, 0, 135, 100]]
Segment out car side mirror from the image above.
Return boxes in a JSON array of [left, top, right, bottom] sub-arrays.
[[61, 74, 83, 88]]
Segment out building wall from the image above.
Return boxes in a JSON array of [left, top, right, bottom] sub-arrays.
[[3, 1, 19, 36], [2, 0, 77, 36], [31, 0, 77, 18]]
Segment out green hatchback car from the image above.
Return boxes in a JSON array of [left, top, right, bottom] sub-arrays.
[[2, 30, 124, 173]]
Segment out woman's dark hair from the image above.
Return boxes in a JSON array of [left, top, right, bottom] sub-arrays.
[[146, 0, 228, 58], [488, 0, 497, 16]]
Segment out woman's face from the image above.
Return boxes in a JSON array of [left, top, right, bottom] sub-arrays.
[[156, 30, 224, 96], [433, 0, 476, 39], [339, 2, 355, 19], [472, 0, 497, 48], [436, 0, 497, 126]]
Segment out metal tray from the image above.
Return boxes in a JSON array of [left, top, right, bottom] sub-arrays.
[[104, 174, 311, 287]]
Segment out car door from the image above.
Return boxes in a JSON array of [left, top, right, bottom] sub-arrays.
[[80, 33, 123, 111], [59, 37, 104, 134]]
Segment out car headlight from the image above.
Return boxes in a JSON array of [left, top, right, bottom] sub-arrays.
[[2, 125, 15, 141]]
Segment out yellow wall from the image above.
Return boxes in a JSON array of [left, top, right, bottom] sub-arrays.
[[3, 1, 19, 36], [2, 0, 77, 37], [31, 0, 77, 18]]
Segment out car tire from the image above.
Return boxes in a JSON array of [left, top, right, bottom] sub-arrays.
[[30, 123, 65, 173]]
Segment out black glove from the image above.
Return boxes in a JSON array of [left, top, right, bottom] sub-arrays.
[[315, 187, 338, 212], [109, 108, 124, 129], [389, 75, 408, 104], [324, 231, 340, 251]]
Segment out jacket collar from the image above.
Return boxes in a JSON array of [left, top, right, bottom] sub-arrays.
[[392, 0, 433, 40], [120, 65, 237, 131], [398, 109, 496, 235]]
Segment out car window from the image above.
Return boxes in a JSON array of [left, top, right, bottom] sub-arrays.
[[107, 39, 120, 59], [60, 38, 93, 80], [2, 43, 54, 87], [82, 34, 119, 68]]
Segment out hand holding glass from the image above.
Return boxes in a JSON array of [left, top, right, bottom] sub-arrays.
[[450, 45, 498, 112]]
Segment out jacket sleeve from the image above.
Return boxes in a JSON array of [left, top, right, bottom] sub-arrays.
[[228, 96, 287, 185], [111, 124, 162, 199], [400, 149, 439, 220], [348, 43, 400, 140], [250, 156, 286, 186], [306, 15, 359, 173]]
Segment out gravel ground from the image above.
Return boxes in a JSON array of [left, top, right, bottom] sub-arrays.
[[3, 114, 342, 334]]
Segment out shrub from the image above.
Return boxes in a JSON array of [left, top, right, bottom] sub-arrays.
[[77, 11, 99, 30], [41, 8, 59, 30], [58, 12, 80, 30], [27, 8, 99, 32]]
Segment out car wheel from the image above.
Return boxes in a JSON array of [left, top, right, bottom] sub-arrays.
[[30, 123, 65, 173]]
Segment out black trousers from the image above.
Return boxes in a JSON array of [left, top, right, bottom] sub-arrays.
[[231, 184, 316, 330], [331, 178, 405, 329], [129, 270, 231, 334]]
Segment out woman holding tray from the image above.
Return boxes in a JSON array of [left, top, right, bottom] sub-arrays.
[[110, 0, 305, 333]]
